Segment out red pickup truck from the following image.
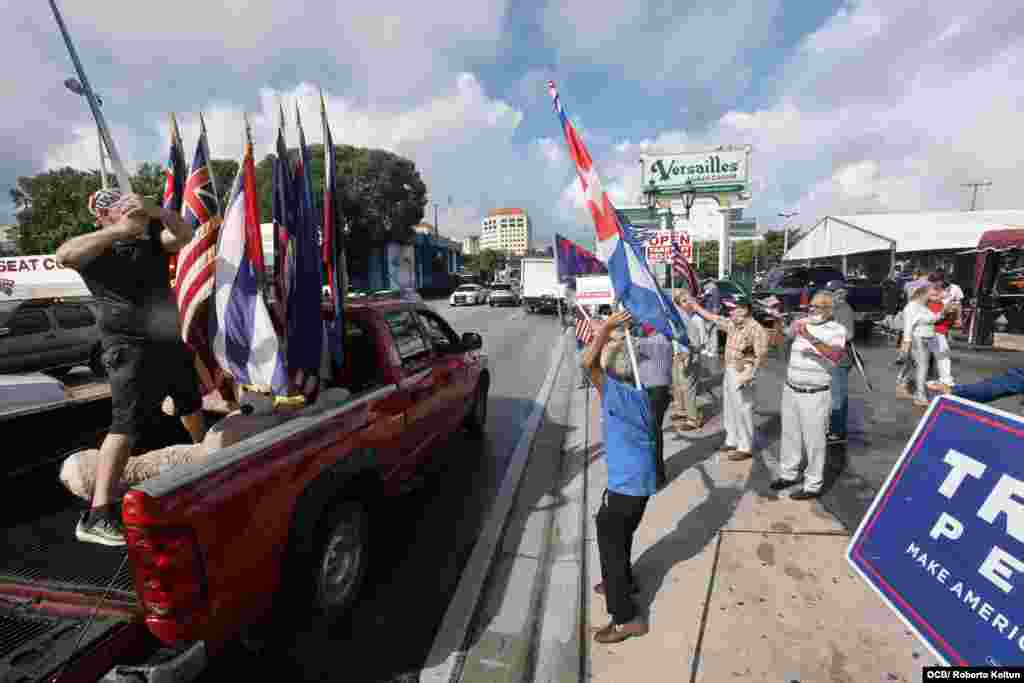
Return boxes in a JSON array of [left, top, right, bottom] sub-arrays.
[[0, 295, 489, 682]]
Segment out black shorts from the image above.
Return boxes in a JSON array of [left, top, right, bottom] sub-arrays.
[[102, 341, 203, 438]]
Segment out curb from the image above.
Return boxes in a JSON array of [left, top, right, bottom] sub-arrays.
[[421, 329, 570, 683]]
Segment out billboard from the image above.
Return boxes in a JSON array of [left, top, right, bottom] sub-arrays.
[[644, 230, 692, 264], [641, 148, 751, 193], [847, 395, 1024, 667]]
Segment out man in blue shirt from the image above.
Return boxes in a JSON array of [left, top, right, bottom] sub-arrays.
[[582, 309, 657, 644]]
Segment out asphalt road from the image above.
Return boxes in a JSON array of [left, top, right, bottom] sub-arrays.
[[198, 300, 567, 682]]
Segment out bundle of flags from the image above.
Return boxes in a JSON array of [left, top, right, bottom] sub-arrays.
[[158, 92, 347, 401], [555, 233, 606, 286], [549, 81, 687, 349]]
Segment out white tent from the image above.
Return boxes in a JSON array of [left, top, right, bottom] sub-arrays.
[[0, 255, 91, 301], [783, 210, 1024, 263]]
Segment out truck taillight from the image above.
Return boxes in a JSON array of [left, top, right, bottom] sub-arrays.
[[125, 527, 207, 618]]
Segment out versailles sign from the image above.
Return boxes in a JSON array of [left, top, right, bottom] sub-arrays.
[[641, 148, 751, 193]]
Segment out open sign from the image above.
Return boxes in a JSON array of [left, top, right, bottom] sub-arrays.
[[645, 230, 692, 264]]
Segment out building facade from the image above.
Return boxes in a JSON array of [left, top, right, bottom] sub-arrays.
[[462, 236, 480, 256], [480, 208, 531, 256]]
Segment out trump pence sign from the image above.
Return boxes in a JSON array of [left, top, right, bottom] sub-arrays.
[[847, 396, 1024, 666]]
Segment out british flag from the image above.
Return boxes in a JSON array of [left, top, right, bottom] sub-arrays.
[[174, 113, 226, 396]]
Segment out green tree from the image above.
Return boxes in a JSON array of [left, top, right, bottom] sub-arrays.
[[476, 249, 506, 280], [254, 144, 427, 253]]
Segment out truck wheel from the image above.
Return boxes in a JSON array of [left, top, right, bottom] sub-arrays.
[[312, 500, 369, 621], [465, 374, 489, 439], [89, 345, 107, 378]]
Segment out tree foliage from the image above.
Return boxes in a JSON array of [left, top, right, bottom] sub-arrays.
[[476, 249, 507, 279]]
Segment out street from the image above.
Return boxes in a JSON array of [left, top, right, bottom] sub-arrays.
[[198, 300, 566, 682]]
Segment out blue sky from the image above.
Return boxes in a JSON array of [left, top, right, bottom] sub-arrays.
[[3, 0, 1022, 248]]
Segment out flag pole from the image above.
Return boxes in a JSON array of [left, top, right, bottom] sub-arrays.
[[617, 301, 643, 391], [48, 0, 132, 193]]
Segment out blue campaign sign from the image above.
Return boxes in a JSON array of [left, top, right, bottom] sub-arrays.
[[847, 395, 1024, 667]]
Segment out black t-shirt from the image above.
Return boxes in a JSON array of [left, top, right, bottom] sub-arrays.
[[79, 220, 181, 347]]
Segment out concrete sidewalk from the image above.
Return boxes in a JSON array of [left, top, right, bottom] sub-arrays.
[[580, 390, 941, 683]]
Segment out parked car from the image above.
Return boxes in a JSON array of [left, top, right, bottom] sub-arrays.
[[0, 295, 489, 682], [450, 283, 487, 306], [0, 297, 106, 378], [488, 283, 519, 307]]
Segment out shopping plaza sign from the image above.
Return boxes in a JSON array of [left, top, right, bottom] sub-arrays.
[[641, 148, 751, 193], [847, 396, 1024, 666]]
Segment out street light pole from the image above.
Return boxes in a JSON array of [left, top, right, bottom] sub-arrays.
[[778, 211, 798, 262]]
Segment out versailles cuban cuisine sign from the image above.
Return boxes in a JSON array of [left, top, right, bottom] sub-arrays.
[[641, 149, 750, 193]]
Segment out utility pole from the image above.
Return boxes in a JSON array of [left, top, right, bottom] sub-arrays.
[[962, 181, 992, 211], [778, 211, 798, 261]]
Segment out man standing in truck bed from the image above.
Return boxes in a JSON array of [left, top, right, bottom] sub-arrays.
[[57, 189, 205, 546]]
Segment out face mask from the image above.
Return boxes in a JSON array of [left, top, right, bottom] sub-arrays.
[[806, 315, 824, 324]]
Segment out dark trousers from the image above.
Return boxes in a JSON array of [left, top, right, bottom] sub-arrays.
[[645, 385, 671, 488], [596, 490, 650, 623]]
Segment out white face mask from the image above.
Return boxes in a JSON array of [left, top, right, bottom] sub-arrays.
[[806, 315, 825, 324]]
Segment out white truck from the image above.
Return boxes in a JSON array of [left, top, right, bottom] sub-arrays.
[[520, 258, 565, 315]]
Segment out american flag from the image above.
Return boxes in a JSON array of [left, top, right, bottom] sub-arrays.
[[575, 315, 595, 347], [671, 240, 699, 295], [174, 113, 226, 397]]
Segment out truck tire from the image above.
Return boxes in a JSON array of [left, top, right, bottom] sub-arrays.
[[311, 500, 369, 622], [465, 374, 489, 439]]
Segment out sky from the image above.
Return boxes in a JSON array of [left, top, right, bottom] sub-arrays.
[[3, 0, 1023, 248]]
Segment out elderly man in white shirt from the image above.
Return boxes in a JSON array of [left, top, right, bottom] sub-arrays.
[[771, 292, 848, 500]]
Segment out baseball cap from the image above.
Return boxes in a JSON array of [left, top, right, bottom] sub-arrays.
[[87, 189, 124, 217]]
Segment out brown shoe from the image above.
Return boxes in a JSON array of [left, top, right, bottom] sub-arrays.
[[593, 618, 648, 644], [676, 419, 703, 432], [727, 450, 753, 462], [895, 385, 913, 399]]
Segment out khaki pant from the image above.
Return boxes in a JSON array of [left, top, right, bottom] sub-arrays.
[[722, 366, 755, 453], [779, 384, 831, 493], [672, 353, 701, 422]]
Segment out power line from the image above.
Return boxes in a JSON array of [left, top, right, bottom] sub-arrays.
[[962, 181, 992, 211]]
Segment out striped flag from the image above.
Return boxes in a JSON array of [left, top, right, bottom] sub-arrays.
[[320, 90, 345, 372], [211, 116, 288, 394], [575, 316, 595, 347], [671, 240, 699, 295], [175, 113, 226, 397]]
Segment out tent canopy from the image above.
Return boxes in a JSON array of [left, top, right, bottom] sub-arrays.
[[783, 210, 1024, 262]]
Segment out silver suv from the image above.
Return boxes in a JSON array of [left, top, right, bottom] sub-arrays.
[[0, 298, 105, 377]]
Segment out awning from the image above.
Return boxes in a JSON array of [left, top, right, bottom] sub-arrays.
[[782, 211, 1024, 262]]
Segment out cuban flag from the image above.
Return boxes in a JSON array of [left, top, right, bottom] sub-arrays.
[[548, 81, 687, 347], [211, 119, 288, 394], [320, 91, 345, 371]]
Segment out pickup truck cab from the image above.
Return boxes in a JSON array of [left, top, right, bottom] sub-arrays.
[[0, 295, 489, 683], [755, 266, 885, 338]]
